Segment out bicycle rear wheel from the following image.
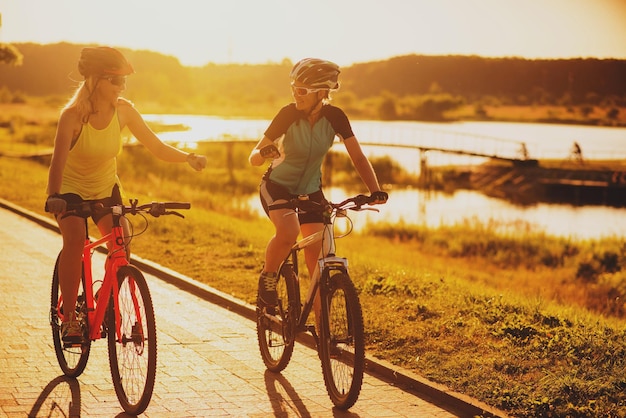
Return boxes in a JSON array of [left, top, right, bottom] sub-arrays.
[[256, 262, 299, 372], [50, 252, 91, 377], [107, 265, 156, 415], [319, 271, 365, 410]]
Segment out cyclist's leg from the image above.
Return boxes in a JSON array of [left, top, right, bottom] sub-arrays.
[[299, 189, 327, 328], [301, 222, 324, 329], [258, 180, 300, 306], [258, 208, 299, 306], [93, 186, 129, 259], [265, 208, 299, 271], [301, 223, 324, 277], [56, 214, 86, 339]]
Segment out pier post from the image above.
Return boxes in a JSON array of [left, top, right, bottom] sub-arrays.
[[419, 149, 430, 187]]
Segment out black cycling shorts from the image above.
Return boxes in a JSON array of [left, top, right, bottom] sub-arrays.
[[259, 179, 326, 225], [56, 184, 123, 224]]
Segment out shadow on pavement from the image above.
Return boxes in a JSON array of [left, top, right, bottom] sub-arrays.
[[264, 369, 312, 417], [28, 375, 81, 418], [263, 369, 361, 418]]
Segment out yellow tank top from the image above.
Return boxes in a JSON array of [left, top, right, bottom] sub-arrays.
[[60, 109, 123, 200]]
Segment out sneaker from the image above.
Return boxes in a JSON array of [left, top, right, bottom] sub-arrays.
[[61, 320, 83, 344], [258, 272, 278, 311]]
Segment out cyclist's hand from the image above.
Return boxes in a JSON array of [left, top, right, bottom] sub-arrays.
[[187, 153, 207, 171], [45, 195, 67, 213], [370, 191, 388, 205], [260, 144, 281, 159]]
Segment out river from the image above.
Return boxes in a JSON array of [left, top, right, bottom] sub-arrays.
[[143, 114, 626, 240]]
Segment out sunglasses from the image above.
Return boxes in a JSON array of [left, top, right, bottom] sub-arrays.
[[291, 84, 326, 96], [101, 75, 127, 86]]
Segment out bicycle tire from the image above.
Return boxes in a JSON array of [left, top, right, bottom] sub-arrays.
[[107, 265, 157, 415], [50, 252, 91, 377], [319, 271, 365, 410], [256, 262, 298, 372]]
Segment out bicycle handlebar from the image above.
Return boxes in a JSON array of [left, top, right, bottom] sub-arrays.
[[51, 199, 191, 219], [129, 201, 191, 218], [291, 194, 380, 214], [333, 194, 377, 210]]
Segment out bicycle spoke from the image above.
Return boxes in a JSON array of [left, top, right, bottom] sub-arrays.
[[48, 201, 188, 414], [256, 263, 297, 372], [320, 273, 365, 410], [108, 266, 156, 415], [50, 252, 91, 377]]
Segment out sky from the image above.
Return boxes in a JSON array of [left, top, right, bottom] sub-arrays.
[[1, 0, 625, 67]]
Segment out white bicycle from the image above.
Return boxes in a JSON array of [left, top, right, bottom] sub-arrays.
[[256, 194, 379, 410]]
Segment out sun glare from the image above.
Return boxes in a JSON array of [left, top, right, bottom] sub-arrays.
[[1, 0, 625, 66]]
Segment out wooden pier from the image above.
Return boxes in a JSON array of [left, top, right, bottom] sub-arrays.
[[468, 160, 626, 206]]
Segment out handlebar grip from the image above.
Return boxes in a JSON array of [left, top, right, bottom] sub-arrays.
[[353, 194, 372, 206], [163, 202, 191, 210]]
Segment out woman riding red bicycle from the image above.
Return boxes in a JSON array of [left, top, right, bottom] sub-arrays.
[[45, 46, 207, 344]]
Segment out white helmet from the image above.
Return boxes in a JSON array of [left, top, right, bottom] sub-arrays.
[[289, 58, 340, 89]]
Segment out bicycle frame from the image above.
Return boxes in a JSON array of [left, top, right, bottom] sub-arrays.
[[257, 195, 375, 409], [56, 208, 133, 343], [51, 199, 188, 414], [284, 214, 349, 333]]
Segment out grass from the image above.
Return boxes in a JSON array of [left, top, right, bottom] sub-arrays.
[[2, 104, 626, 417]]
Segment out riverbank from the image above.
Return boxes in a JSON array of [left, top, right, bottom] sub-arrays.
[[2, 103, 626, 416], [457, 159, 626, 206], [3, 99, 626, 128], [1, 149, 625, 417]]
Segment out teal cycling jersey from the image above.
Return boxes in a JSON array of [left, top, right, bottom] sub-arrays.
[[264, 103, 354, 195]]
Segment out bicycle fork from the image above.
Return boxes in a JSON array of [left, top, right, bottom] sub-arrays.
[[310, 256, 349, 349]]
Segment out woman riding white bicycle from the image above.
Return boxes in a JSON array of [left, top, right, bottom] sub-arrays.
[[248, 57, 388, 314]]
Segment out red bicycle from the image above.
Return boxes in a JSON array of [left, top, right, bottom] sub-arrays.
[[48, 199, 190, 414]]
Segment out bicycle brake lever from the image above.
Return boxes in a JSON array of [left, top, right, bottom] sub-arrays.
[[168, 211, 185, 218], [148, 203, 166, 217]]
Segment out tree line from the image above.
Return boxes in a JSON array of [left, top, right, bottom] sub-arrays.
[[1, 42, 624, 121]]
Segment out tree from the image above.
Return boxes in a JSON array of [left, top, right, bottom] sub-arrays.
[[0, 43, 23, 65], [0, 13, 23, 66], [378, 91, 398, 120]]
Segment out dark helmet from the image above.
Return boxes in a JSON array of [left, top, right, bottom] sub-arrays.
[[289, 58, 340, 89], [78, 47, 134, 78]]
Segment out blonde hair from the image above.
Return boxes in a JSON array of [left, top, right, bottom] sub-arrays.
[[63, 47, 134, 123], [63, 76, 99, 123], [321, 90, 333, 105]]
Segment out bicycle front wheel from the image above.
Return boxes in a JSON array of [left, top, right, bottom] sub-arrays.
[[256, 263, 298, 372], [319, 272, 365, 410], [107, 265, 157, 415], [50, 252, 91, 377]]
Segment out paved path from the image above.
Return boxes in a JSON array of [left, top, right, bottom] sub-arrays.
[[0, 207, 466, 417]]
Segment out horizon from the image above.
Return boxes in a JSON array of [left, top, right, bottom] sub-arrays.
[[9, 40, 626, 69], [1, 0, 625, 67]]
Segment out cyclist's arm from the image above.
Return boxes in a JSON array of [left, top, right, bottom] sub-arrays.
[[342, 135, 384, 198], [119, 100, 191, 163]]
